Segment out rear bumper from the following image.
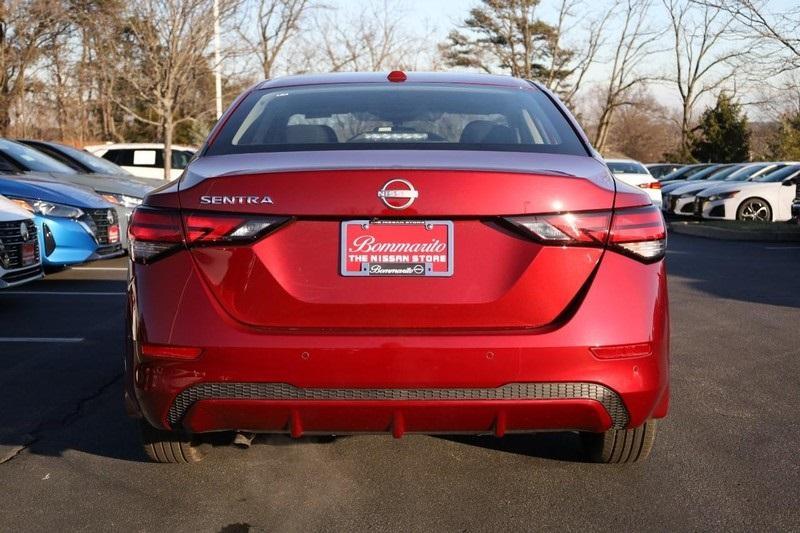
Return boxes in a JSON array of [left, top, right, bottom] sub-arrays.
[[126, 250, 670, 435]]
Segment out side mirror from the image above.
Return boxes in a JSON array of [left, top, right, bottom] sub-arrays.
[[782, 177, 797, 186]]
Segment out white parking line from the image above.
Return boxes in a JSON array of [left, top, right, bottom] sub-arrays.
[[0, 291, 124, 296], [0, 337, 84, 343], [764, 246, 800, 250], [71, 267, 128, 271]]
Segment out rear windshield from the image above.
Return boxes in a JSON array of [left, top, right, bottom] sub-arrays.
[[206, 83, 588, 157], [607, 161, 648, 174]]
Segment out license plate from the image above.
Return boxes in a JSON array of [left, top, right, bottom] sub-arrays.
[[108, 225, 120, 244], [341, 220, 454, 277], [21, 242, 36, 266]]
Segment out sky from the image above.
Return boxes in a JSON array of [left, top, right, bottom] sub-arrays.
[[254, 0, 799, 120]]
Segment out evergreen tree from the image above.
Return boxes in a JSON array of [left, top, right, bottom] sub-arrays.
[[769, 112, 800, 161], [690, 93, 750, 163], [440, 0, 572, 89]]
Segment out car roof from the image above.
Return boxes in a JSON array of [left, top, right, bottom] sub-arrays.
[[605, 158, 643, 163], [84, 143, 196, 151], [257, 71, 533, 90]]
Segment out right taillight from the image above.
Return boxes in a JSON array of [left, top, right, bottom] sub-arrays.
[[608, 205, 667, 262], [128, 207, 289, 264], [504, 204, 666, 263]]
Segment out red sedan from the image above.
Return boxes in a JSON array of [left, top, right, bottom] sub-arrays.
[[125, 72, 669, 463]]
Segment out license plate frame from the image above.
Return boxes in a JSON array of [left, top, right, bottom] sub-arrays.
[[340, 219, 454, 277]]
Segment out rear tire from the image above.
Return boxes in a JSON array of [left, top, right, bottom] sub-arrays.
[[581, 420, 657, 464], [139, 420, 209, 464]]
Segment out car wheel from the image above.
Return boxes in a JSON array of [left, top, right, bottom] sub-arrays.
[[139, 420, 209, 463], [737, 197, 772, 222], [580, 420, 657, 463]]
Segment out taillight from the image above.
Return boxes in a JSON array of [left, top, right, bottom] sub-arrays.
[[128, 208, 183, 264], [182, 212, 288, 245], [128, 207, 289, 264], [638, 182, 662, 190], [608, 205, 667, 262], [504, 204, 666, 263], [506, 211, 612, 245]]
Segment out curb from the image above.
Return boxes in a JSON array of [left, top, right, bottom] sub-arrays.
[[668, 221, 800, 242]]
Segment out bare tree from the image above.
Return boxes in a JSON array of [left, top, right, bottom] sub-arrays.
[[605, 89, 681, 161], [0, 0, 69, 135], [692, 0, 799, 73], [440, 0, 609, 108], [592, 0, 663, 152], [298, 0, 432, 73], [663, 0, 741, 159], [441, 0, 569, 81], [120, 0, 236, 179], [543, 0, 613, 107], [238, 0, 313, 79]]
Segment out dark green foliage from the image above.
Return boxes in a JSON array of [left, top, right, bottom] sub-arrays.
[[689, 93, 750, 163], [768, 111, 800, 161]]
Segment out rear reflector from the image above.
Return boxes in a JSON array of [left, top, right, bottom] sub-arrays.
[[590, 342, 652, 359], [505, 204, 666, 263], [141, 343, 203, 360], [128, 207, 289, 264]]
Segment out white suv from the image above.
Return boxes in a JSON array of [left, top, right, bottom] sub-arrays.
[[0, 194, 43, 288], [84, 143, 195, 181]]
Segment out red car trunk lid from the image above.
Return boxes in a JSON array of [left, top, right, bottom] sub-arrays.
[[178, 167, 615, 331]]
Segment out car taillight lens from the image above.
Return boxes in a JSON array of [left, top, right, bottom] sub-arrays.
[[505, 204, 666, 263], [506, 211, 612, 245], [128, 208, 183, 263], [128, 207, 289, 264], [638, 181, 661, 189], [609, 205, 667, 262]]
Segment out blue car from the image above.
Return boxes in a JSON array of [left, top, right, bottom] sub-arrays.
[[0, 174, 123, 266]]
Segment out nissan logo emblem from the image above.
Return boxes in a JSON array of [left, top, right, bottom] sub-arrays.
[[378, 179, 418, 210]]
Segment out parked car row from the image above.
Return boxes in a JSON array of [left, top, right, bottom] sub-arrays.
[[606, 159, 800, 223], [0, 139, 161, 288], [657, 162, 800, 222], [85, 143, 196, 181]]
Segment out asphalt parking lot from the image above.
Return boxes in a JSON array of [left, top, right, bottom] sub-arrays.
[[0, 233, 798, 532]]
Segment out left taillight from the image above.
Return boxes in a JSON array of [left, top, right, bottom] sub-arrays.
[[128, 208, 184, 264], [128, 207, 289, 264]]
